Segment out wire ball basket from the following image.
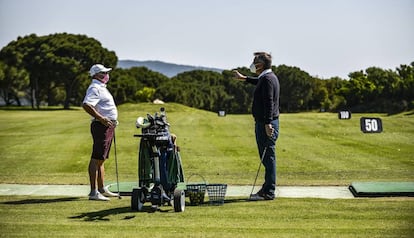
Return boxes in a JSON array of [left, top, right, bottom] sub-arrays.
[[206, 184, 227, 205], [186, 184, 206, 206], [185, 174, 207, 206]]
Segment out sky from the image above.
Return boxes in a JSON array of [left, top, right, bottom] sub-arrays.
[[0, 0, 413, 79]]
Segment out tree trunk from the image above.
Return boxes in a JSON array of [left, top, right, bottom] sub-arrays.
[[31, 88, 35, 109], [63, 78, 78, 109], [63, 86, 71, 109]]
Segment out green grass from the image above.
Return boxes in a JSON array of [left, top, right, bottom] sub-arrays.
[[0, 103, 413, 185], [0, 104, 414, 185], [0, 196, 413, 238], [1, 104, 413, 237]]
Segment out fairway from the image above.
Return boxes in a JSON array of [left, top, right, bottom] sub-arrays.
[[0, 104, 414, 237], [0, 103, 413, 185]]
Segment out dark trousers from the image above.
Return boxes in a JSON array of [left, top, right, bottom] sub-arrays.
[[91, 121, 114, 160], [255, 119, 279, 195]]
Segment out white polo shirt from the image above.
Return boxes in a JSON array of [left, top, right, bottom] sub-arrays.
[[83, 79, 118, 121]]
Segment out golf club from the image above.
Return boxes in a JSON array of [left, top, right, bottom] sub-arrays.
[[113, 129, 121, 199], [249, 146, 267, 200]]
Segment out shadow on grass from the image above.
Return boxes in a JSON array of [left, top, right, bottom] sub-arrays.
[[224, 198, 250, 204], [2, 197, 80, 205], [69, 206, 135, 221], [69, 205, 179, 222], [188, 198, 250, 206]]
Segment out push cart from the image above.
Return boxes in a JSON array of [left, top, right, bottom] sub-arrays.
[[131, 107, 186, 212]]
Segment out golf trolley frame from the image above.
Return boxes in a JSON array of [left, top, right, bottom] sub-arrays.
[[131, 107, 186, 212]]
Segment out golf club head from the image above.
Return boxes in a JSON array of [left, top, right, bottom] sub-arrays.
[[136, 116, 151, 128]]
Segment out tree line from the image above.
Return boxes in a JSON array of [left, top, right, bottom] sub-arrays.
[[1, 33, 413, 114]]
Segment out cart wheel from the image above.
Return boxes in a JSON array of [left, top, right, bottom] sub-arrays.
[[173, 189, 185, 212], [131, 188, 145, 211], [137, 189, 145, 211], [131, 188, 139, 210]]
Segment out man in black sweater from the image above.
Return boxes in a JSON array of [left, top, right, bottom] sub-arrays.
[[233, 52, 280, 200]]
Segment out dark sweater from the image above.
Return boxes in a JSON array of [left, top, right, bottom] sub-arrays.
[[246, 71, 280, 123]]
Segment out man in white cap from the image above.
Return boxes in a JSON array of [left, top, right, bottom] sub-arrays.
[[83, 64, 119, 201]]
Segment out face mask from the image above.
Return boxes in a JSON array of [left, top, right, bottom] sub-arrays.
[[101, 73, 110, 84], [250, 63, 257, 74]]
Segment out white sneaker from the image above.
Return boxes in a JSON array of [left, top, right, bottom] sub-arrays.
[[99, 187, 120, 197], [89, 192, 110, 201]]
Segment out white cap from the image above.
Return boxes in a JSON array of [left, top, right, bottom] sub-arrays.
[[89, 64, 112, 76]]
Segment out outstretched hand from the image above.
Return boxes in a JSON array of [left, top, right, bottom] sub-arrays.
[[232, 70, 247, 81]]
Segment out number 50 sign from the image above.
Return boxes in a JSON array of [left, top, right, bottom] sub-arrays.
[[360, 117, 383, 133]]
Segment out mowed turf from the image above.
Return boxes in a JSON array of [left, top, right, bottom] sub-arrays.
[[1, 104, 413, 237], [0, 196, 413, 238], [0, 103, 413, 185]]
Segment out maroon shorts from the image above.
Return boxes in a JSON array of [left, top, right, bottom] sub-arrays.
[[90, 121, 114, 160]]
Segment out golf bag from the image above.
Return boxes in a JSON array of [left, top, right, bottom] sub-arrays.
[[132, 107, 185, 212]]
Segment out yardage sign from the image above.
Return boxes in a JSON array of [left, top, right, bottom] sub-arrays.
[[218, 110, 226, 117], [360, 117, 383, 133], [338, 110, 351, 119]]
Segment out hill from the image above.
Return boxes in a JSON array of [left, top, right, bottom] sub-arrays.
[[117, 59, 224, 77]]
